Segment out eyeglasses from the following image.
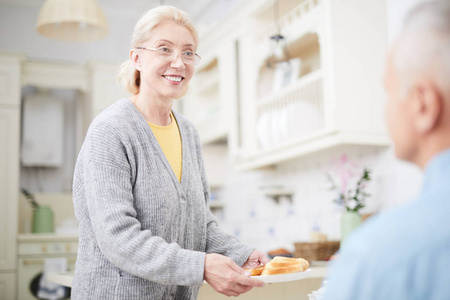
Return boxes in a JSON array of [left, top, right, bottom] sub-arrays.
[[136, 47, 201, 65]]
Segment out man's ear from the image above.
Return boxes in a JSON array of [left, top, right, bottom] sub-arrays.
[[411, 80, 443, 134], [130, 49, 142, 71]]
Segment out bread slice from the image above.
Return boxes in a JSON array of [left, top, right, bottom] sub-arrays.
[[261, 264, 303, 275], [245, 265, 265, 276], [266, 257, 304, 268], [260, 257, 309, 276]]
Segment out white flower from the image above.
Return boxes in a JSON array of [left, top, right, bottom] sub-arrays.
[[346, 199, 358, 210]]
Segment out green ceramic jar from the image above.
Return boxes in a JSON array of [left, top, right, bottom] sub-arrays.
[[32, 205, 54, 233]]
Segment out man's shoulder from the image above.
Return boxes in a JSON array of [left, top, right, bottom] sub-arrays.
[[344, 200, 450, 263]]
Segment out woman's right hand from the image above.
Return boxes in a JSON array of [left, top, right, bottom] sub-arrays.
[[204, 253, 265, 297]]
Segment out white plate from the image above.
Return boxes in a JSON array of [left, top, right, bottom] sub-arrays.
[[254, 269, 313, 284]]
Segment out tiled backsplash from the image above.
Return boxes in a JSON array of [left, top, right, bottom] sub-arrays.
[[213, 145, 423, 254]]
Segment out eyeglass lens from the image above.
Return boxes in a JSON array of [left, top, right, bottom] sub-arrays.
[[157, 48, 200, 65]]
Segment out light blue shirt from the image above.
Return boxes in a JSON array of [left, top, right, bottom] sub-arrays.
[[323, 149, 450, 300]]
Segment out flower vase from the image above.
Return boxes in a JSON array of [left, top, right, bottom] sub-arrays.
[[341, 211, 362, 244], [32, 205, 54, 233]]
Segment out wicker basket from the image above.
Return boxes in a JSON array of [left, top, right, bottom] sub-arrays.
[[294, 241, 340, 262]]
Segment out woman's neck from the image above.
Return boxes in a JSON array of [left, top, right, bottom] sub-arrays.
[[130, 92, 173, 126]]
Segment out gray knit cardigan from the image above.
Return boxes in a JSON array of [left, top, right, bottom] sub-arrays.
[[72, 98, 253, 300]]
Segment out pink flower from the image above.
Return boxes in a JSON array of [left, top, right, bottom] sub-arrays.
[[327, 154, 371, 212], [330, 154, 358, 200]]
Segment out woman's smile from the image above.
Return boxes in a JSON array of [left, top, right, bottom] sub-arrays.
[[163, 75, 184, 83]]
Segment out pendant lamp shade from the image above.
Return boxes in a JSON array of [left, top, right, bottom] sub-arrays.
[[36, 0, 108, 42]]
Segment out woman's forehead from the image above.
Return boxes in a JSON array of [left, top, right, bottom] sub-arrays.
[[147, 22, 196, 47]]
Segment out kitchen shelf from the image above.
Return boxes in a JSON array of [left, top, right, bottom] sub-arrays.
[[257, 69, 322, 110], [260, 186, 294, 203], [209, 201, 225, 210], [236, 130, 390, 171]]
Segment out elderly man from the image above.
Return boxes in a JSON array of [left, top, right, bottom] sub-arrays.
[[323, 1, 450, 299]]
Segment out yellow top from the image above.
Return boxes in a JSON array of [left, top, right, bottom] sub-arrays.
[[148, 113, 182, 182]]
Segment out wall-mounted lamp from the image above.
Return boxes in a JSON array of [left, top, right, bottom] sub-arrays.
[[36, 0, 108, 42]]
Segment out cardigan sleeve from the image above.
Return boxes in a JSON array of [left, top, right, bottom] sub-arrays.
[[75, 121, 206, 287], [191, 127, 254, 266], [204, 210, 254, 266]]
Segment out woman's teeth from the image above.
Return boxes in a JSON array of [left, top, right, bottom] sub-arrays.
[[163, 75, 182, 82]]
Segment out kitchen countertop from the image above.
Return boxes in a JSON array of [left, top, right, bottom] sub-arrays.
[[47, 272, 75, 287], [18, 233, 79, 242], [47, 262, 329, 289]]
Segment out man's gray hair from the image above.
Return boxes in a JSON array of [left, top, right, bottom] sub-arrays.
[[393, 0, 450, 97]]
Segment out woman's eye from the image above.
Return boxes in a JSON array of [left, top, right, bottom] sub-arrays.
[[184, 51, 194, 57], [159, 47, 172, 53]]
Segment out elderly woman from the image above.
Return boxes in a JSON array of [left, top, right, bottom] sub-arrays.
[[72, 5, 267, 300]]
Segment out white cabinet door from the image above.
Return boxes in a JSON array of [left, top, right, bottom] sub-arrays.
[[0, 55, 21, 106], [0, 108, 20, 271], [0, 54, 20, 273], [0, 273, 16, 300]]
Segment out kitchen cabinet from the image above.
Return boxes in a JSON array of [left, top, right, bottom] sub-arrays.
[[184, 29, 238, 192], [202, 143, 228, 218], [17, 234, 78, 300], [0, 273, 16, 300], [0, 52, 129, 299], [235, 0, 389, 170], [199, 279, 321, 300], [0, 53, 22, 300], [189, 0, 390, 171], [198, 266, 327, 300], [184, 34, 238, 145], [0, 108, 20, 268]]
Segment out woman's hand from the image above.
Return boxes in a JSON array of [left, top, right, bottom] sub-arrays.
[[204, 253, 265, 297], [242, 249, 270, 269]]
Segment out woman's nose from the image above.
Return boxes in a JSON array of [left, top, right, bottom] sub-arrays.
[[170, 51, 185, 69]]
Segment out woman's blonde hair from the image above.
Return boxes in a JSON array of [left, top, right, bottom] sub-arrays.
[[117, 5, 198, 95]]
